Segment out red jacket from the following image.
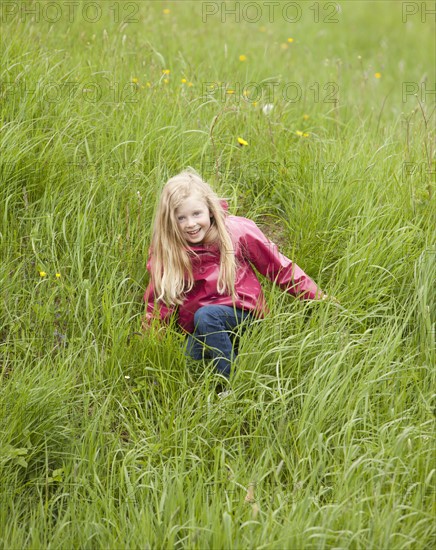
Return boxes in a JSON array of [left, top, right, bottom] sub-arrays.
[[143, 212, 322, 333]]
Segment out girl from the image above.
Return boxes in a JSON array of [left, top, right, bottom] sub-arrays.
[[142, 169, 329, 380]]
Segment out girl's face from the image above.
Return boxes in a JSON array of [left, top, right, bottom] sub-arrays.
[[175, 195, 212, 245]]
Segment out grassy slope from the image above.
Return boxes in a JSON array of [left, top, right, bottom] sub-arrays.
[[1, 1, 435, 548]]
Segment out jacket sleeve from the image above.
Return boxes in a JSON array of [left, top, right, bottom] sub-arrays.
[[143, 252, 176, 325], [240, 218, 323, 300]]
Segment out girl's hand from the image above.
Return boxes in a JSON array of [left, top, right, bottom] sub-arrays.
[[141, 316, 151, 332], [141, 316, 165, 340], [319, 293, 340, 304]]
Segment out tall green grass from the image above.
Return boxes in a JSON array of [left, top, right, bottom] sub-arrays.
[[1, 1, 434, 548]]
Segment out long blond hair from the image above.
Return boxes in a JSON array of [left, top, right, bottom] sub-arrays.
[[150, 169, 236, 306]]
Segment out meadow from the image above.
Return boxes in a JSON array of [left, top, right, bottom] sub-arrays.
[[0, 0, 435, 548]]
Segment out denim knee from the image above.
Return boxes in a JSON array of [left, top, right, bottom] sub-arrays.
[[193, 305, 225, 333]]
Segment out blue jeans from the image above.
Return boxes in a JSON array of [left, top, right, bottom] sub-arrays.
[[185, 305, 253, 378]]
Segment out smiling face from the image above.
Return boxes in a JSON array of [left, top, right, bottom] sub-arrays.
[[175, 195, 213, 245]]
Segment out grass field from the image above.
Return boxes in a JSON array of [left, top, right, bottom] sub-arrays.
[[1, 0, 435, 548]]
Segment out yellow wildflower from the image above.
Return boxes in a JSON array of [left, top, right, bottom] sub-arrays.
[[296, 131, 303, 136], [163, 79, 169, 84], [226, 89, 235, 95], [239, 54, 247, 62], [237, 137, 248, 146], [39, 271, 47, 277], [181, 78, 187, 84], [374, 72, 381, 78], [163, 8, 170, 14], [303, 133, 310, 137], [303, 114, 309, 120], [131, 77, 139, 84], [162, 69, 170, 75], [287, 37, 294, 43], [55, 273, 61, 278], [146, 82, 151, 87]]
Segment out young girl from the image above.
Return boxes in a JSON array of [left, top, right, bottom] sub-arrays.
[[142, 169, 329, 380]]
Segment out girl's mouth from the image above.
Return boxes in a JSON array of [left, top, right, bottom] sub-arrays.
[[187, 228, 201, 236]]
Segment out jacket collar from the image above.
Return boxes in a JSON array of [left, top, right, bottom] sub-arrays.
[[219, 199, 229, 212]]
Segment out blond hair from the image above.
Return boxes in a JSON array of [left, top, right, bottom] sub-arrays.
[[150, 169, 236, 306]]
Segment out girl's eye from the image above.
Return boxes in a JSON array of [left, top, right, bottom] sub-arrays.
[[178, 216, 185, 221]]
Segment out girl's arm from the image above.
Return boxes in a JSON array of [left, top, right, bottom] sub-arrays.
[[241, 218, 324, 300]]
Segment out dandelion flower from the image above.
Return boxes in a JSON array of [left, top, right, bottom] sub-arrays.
[[237, 137, 248, 146], [243, 90, 250, 97], [374, 72, 381, 78], [303, 132, 310, 137], [295, 131, 303, 136], [303, 114, 309, 120], [163, 8, 170, 14], [239, 54, 247, 62], [131, 77, 139, 84], [39, 271, 47, 277], [162, 69, 170, 75], [181, 78, 187, 84], [226, 89, 235, 95], [252, 101, 258, 107], [55, 273, 61, 278], [146, 82, 151, 87], [287, 37, 294, 43]]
